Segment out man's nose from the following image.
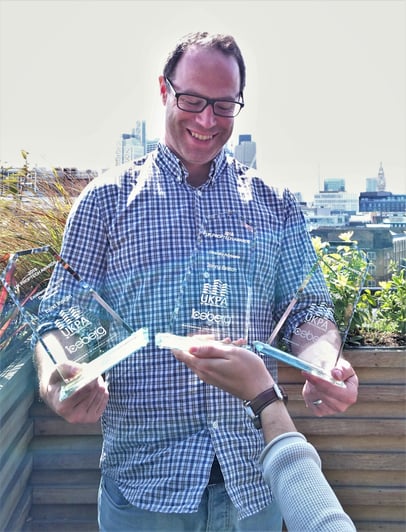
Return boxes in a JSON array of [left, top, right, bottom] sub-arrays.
[[195, 103, 217, 128]]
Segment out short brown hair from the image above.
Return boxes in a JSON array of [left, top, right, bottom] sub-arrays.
[[163, 32, 246, 95]]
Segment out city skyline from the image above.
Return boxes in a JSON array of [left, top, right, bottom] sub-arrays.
[[1, 0, 405, 202], [115, 124, 395, 201]]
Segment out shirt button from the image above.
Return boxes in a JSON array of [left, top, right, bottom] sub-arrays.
[[212, 421, 219, 429]]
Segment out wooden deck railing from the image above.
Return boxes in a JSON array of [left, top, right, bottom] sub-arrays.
[[280, 348, 406, 531], [0, 348, 405, 531], [0, 354, 35, 531]]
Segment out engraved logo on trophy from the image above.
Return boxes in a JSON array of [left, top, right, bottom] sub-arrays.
[[201, 278, 229, 307], [255, 244, 369, 387], [0, 246, 148, 400], [156, 212, 255, 351]]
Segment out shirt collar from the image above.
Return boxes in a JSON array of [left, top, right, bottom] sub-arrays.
[[157, 142, 227, 187]]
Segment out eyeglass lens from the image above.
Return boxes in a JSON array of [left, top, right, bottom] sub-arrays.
[[177, 94, 241, 117]]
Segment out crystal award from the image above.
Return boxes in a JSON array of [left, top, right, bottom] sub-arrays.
[[0, 246, 149, 400], [156, 211, 256, 351], [254, 245, 369, 387]]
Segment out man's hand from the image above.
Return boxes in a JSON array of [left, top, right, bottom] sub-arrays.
[[173, 343, 274, 401], [41, 362, 109, 424], [302, 358, 358, 417]]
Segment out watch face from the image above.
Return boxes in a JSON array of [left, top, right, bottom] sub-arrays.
[[244, 386, 286, 429], [243, 403, 256, 419], [243, 405, 261, 429], [274, 384, 284, 400]]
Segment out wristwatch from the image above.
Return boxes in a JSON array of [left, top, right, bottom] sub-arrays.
[[243, 384, 288, 429]]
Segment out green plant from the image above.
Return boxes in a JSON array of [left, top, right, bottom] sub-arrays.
[[312, 232, 374, 345], [312, 233, 405, 347], [362, 262, 406, 340]]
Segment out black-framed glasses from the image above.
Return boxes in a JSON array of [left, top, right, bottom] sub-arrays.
[[165, 78, 244, 118]]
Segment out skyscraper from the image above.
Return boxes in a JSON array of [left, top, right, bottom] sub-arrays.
[[115, 120, 146, 165], [234, 134, 257, 169]]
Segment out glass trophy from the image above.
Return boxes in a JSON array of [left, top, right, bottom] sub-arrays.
[[156, 212, 256, 352], [255, 246, 369, 387], [0, 246, 149, 400], [0, 254, 33, 367]]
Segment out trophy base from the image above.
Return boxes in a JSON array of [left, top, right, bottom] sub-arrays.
[[59, 327, 149, 401], [254, 341, 346, 388], [155, 332, 219, 352]]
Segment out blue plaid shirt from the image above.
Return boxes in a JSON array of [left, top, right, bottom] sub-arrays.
[[39, 143, 332, 519]]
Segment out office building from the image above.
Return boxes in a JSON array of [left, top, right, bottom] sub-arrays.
[[115, 120, 147, 165], [234, 134, 257, 168], [313, 191, 359, 214], [324, 178, 345, 192], [115, 120, 161, 164], [359, 192, 406, 216]]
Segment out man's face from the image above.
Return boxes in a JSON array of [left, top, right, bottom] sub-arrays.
[[160, 47, 241, 177]]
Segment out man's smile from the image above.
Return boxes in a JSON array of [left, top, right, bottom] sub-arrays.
[[189, 130, 216, 141]]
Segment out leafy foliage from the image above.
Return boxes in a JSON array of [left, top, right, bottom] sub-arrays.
[[361, 262, 406, 344], [312, 233, 406, 347]]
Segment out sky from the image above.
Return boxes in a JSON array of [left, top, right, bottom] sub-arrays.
[[1, 0, 405, 201]]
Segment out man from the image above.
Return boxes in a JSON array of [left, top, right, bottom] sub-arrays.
[[172, 341, 357, 531], [35, 32, 358, 531]]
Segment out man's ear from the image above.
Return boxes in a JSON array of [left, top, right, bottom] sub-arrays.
[[159, 76, 167, 104]]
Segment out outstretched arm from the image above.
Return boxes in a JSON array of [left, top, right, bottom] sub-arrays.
[[173, 342, 297, 439], [173, 342, 356, 531]]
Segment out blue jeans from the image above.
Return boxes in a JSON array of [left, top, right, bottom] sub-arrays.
[[98, 475, 282, 531]]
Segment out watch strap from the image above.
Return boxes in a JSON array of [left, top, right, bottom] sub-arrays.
[[244, 384, 288, 429]]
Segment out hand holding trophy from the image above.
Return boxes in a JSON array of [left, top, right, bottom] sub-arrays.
[[256, 246, 369, 387], [0, 246, 148, 400]]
